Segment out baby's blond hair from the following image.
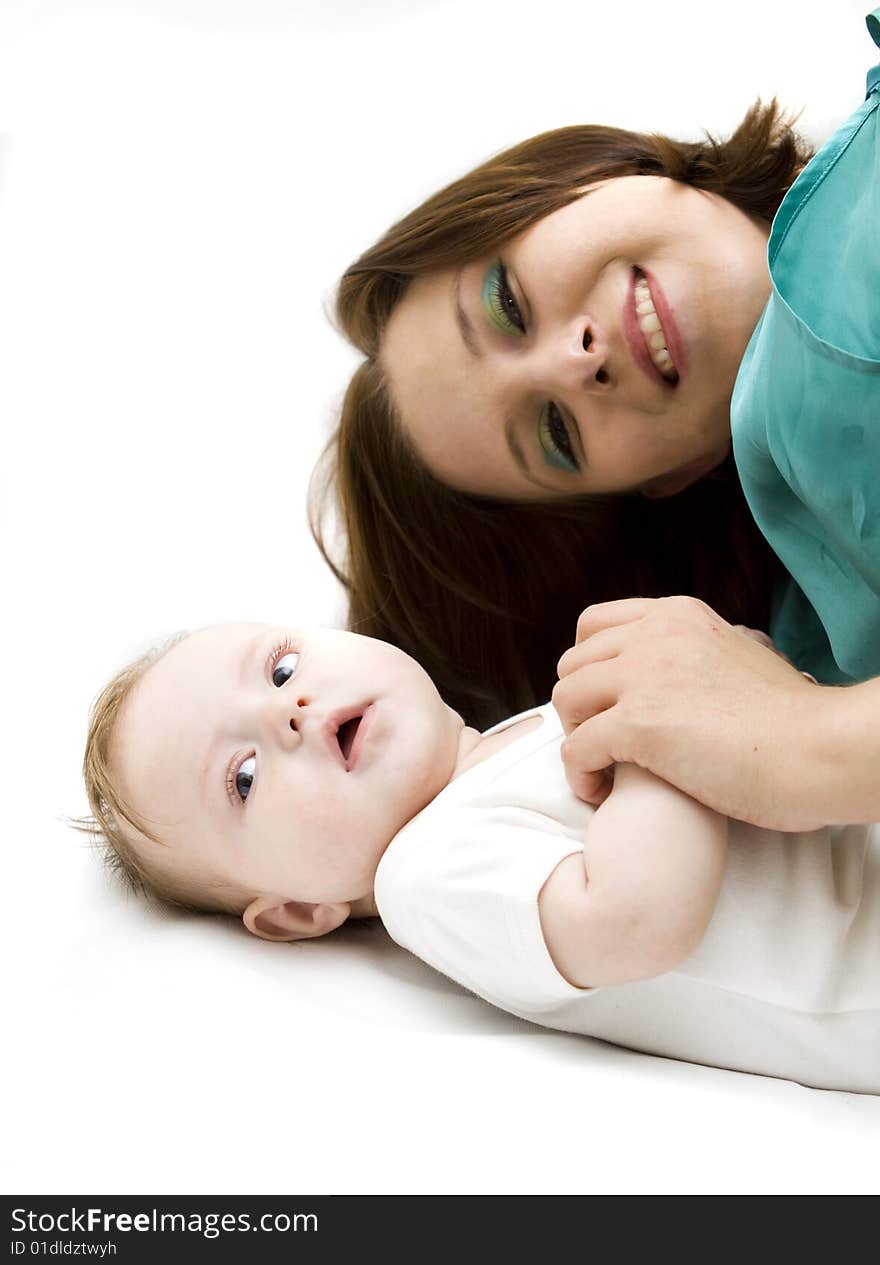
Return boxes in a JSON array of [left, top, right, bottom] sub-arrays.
[[77, 635, 244, 916]]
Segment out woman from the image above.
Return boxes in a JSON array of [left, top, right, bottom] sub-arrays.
[[312, 104, 800, 726], [313, 10, 880, 831]]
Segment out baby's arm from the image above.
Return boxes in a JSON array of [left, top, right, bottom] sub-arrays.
[[538, 764, 727, 988]]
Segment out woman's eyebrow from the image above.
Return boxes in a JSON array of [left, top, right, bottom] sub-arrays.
[[453, 270, 483, 360], [504, 416, 533, 481]]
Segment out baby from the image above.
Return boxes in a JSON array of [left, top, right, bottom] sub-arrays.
[[83, 622, 880, 1093]]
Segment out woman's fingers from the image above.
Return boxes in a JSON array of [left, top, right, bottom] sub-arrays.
[[574, 598, 659, 644], [552, 662, 621, 735], [559, 713, 620, 805], [557, 624, 626, 678], [567, 767, 614, 809], [573, 595, 712, 644]]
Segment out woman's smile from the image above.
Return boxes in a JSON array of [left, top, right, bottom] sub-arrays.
[[626, 267, 684, 385]]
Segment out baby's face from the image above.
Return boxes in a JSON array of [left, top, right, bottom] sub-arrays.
[[112, 623, 464, 908]]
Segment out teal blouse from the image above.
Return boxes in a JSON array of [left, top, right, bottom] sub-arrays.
[[730, 8, 880, 684]]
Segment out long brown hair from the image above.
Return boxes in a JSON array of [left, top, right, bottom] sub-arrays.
[[312, 102, 811, 729]]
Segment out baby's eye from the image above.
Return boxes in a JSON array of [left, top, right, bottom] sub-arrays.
[[235, 755, 256, 802], [272, 652, 300, 688]]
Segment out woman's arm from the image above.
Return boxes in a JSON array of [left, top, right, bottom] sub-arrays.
[[552, 595, 877, 831], [538, 763, 727, 988]]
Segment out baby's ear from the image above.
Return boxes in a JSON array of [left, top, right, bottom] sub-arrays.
[[242, 896, 350, 943]]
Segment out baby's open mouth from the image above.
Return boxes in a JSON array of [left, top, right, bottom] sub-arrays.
[[336, 715, 362, 763]]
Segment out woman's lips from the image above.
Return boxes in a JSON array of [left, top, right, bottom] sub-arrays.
[[640, 266, 686, 380], [622, 266, 686, 388]]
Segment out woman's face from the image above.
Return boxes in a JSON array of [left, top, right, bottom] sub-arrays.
[[382, 176, 771, 499]]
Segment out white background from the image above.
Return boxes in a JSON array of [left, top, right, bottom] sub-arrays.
[[2, 0, 879, 1195]]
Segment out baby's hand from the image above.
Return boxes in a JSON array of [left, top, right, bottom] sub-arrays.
[[731, 624, 777, 650], [731, 625, 817, 681]]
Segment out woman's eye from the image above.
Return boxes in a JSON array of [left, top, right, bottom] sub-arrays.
[[272, 651, 300, 687], [537, 404, 579, 473], [482, 261, 525, 336], [235, 755, 256, 803]]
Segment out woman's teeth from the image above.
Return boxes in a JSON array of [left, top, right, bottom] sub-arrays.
[[634, 274, 678, 381]]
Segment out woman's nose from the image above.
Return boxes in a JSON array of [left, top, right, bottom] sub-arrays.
[[534, 318, 611, 395]]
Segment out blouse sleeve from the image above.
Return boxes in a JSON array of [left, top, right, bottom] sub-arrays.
[[375, 804, 592, 1015]]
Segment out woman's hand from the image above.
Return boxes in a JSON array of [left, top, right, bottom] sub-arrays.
[[552, 596, 825, 830]]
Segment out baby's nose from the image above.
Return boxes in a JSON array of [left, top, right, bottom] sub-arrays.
[[285, 693, 312, 735]]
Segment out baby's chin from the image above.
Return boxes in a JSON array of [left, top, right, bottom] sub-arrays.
[[442, 701, 466, 735], [396, 708, 464, 815]]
